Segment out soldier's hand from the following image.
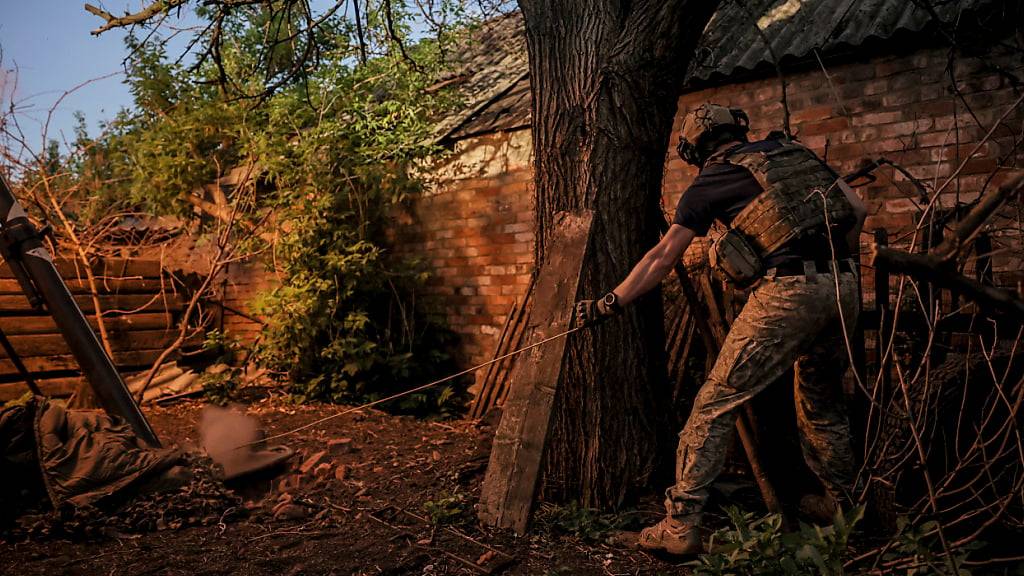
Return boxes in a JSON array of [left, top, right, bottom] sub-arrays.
[[574, 292, 622, 328]]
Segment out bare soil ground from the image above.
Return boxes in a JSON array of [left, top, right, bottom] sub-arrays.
[[1, 397, 683, 576]]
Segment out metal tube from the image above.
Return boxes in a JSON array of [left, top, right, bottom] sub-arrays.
[[0, 174, 160, 447]]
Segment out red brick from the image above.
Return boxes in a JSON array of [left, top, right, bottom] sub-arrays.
[[875, 58, 919, 78], [798, 117, 850, 136], [890, 89, 925, 109], [852, 110, 902, 126], [878, 120, 923, 139], [792, 105, 835, 123]]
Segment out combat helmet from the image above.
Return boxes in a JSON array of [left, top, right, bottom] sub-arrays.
[[676, 103, 750, 166]]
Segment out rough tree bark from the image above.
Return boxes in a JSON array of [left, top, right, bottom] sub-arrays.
[[518, 1, 720, 508]]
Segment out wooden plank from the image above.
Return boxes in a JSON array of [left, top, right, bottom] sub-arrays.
[[0, 258, 163, 280], [0, 277, 169, 295], [0, 294, 181, 315], [0, 313, 173, 336], [0, 329, 180, 359], [478, 210, 592, 534], [469, 299, 519, 419], [0, 349, 176, 378], [0, 376, 82, 402]]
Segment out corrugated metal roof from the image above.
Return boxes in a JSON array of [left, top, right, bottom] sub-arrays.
[[437, 0, 995, 141], [688, 0, 988, 83]]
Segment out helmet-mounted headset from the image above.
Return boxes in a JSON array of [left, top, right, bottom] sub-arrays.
[[676, 104, 750, 166]]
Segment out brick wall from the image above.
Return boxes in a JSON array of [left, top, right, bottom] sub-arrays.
[[392, 130, 536, 395], [218, 261, 273, 344]]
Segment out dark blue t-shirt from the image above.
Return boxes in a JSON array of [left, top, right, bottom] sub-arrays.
[[672, 139, 800, 267]]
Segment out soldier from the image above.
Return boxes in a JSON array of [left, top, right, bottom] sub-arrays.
[[575, 103, 868, 556]]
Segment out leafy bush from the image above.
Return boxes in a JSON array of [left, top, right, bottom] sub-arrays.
[[54, 7, 474, 416], [422, 490, 469, 526], [200, 367, 240, 407], [198, 330, 245, 405], [875, 518, 979, 575], [536, 501, 640, 542], [690, 506, 864, 576], [247, 53, 466, 414]]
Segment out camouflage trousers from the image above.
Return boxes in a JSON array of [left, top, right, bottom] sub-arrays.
[[666, 266, 859, 521]]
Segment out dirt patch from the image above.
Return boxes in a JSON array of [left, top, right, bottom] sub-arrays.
[[0, 398, 678, 575]]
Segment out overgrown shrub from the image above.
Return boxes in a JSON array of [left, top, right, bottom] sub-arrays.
[[46, 6, 476, 416], [422, 490, 470, 526], [245, 51, 466, 414], [252, 184, 464, 412], [536, 501, 641, 542], [690, 506, 863, 576]]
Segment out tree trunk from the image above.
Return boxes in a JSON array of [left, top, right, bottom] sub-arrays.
[[518, 1, 720, 508]]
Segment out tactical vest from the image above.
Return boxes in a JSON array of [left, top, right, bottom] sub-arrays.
[[707, 139, 856, 287]]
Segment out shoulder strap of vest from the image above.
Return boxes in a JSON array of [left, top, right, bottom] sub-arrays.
[[702, 142, 746, 168], [721, 138, 853, 256]]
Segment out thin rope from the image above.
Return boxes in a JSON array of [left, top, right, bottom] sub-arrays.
[[237, 324, 585, 449]]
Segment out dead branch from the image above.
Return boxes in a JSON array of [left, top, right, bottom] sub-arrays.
[[868, 175, 1024, 322], [869, 246, 1024, 321], [932, 175, 1024, 263], [382, 1, 422, 72], [84, 1, 191, 36]]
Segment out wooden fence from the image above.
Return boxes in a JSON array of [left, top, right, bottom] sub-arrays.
[[0, 258, 189, 401]]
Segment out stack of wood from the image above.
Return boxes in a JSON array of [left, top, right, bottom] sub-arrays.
[[468, 277, 535, 419], [0, 258, 190, 402]]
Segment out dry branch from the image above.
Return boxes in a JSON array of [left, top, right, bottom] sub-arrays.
[[868, 175, 1024, 322], [84, 1, 190, 36]]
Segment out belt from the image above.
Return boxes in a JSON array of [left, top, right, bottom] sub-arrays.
[[769, 259, 855, 278]]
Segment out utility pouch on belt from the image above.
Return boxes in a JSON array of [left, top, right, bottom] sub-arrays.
[[708, 229, 764, 288]]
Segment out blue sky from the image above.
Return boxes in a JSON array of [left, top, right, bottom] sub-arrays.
[[0, 2, 198, 153]]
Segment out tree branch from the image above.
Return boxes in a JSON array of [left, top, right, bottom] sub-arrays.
[[869, 174, 1024, 322], [869, 244, 1024, 322], [932, 175, 1024, 264], [84, 1, 190, 36]]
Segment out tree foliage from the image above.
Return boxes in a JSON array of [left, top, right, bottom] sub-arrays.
[[30, 2, 512, 413]]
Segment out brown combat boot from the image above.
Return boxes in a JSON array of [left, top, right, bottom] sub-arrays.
[[637, 516, 704, 556]]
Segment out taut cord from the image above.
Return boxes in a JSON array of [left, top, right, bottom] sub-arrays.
[[236, 324, 585, 450]]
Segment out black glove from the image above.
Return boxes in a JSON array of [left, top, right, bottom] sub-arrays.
[[574, 292, 623, 328]]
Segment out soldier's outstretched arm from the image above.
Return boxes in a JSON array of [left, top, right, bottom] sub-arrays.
[[573, 224, 695, 328], [613, 224, 695, 306]]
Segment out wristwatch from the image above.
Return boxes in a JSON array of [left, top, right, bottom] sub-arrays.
[[601, 291, 622, 314]]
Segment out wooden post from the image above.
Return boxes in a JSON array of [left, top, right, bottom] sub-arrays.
[[874, 228, 892, 395], [478, 211, 593, 534], [850, 252, 868, 392], [469, 300, 518, 419]]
